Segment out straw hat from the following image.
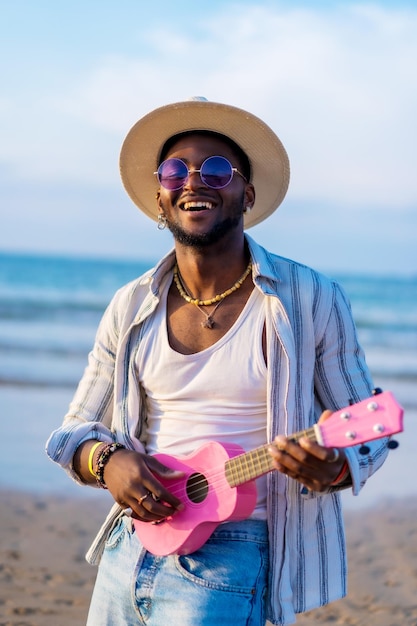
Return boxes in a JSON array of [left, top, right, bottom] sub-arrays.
[[119, 97, 290, 229]]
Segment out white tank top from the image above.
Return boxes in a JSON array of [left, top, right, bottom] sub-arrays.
[[135, 282, 268, 519]]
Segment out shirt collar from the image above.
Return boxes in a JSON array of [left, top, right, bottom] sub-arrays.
[[140, 233, 282, 295]]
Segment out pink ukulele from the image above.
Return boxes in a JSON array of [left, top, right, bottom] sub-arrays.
[[133, 390, 403, 556]]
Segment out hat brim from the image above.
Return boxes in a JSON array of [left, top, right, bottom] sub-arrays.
[[119, 100, 290, 229]]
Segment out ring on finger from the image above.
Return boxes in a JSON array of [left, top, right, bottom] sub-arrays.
[[138, 491, 152, 506], [327, 448, 340, 463]]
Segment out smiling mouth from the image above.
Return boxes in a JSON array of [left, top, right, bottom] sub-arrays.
[[181, 201, 214, 211]]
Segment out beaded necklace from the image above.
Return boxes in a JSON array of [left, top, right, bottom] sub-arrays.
[[173, 261, 252, 329]]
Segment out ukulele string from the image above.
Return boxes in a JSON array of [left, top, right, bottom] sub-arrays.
[[150, 409, 392, 502], [151, 445, 273, 501], [148, 430, 316, 501]]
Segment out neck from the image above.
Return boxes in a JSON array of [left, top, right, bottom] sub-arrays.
[[174, 238, 249, 301]]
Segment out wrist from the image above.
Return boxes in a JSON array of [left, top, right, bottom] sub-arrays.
[[88, 441, 106, 478], [330, 460, 350, 486], [94, 442, 126, 489]]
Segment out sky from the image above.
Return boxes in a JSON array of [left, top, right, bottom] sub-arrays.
[[1, 0, 416, 275]]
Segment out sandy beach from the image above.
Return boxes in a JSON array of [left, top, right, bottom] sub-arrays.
[[1, 489, 416, 626]]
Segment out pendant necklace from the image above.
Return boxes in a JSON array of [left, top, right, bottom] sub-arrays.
[[173, 261, 252, 329]]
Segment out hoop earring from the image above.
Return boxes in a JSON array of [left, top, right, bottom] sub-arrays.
[[157, 214, 167, 230]]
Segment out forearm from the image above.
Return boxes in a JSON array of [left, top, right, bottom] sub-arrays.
[[45, 417, 115, 483]]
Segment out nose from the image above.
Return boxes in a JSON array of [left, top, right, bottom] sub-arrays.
[[183, 168, 205, 190]]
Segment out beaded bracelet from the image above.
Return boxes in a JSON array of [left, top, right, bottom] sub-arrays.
[[94, 442, 125, 489]]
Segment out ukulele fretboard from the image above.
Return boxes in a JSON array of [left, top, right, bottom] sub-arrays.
[[224, 426, 317, 487]]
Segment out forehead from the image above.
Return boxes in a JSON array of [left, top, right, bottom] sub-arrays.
[[162, 133, 241, 162]]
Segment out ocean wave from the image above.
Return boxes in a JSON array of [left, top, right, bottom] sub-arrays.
[[0, 297, 107, 321], [0, 341, 90, 359], [0, 376, 77, 389]]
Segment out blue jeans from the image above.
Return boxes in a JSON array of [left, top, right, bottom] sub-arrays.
[[87, 516, 269, 626]]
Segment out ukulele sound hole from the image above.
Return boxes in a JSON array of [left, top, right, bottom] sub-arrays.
[[186, 472, 209, 504]]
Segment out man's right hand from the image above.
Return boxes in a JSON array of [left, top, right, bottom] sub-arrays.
[[72, 441, 184, 522], [103, 448, 184, 521]]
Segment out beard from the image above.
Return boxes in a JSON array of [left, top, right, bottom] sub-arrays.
[[163, 197, 245, 249]]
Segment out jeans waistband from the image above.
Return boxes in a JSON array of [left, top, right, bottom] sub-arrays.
[[209, 519, 268, 544]]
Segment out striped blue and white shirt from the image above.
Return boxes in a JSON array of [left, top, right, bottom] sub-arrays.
[[46, 234, 388, 625]]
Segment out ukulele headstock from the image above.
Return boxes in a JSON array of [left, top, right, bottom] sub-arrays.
[[316, 390, 404, 451]]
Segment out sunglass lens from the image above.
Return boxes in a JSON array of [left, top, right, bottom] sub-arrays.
[[157, 158, 188, 190], [201, 156, 233, 189]]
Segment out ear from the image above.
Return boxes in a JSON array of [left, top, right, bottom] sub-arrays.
[[156, 190, 162, 210], [244, 183, 255, 211]]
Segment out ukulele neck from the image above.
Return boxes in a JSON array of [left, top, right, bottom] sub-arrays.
[[224, 426, 317, 487]]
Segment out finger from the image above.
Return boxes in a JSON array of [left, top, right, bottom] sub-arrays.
[[298, 436, 345, 467], [146, 456, 185, 479], [269, 436, 310, 473], [138, 491, 153, 506], [140, 458, 186, 509], [298, 436, 330, 463], [128, 493, 169, 521], [318, 409, 333, 424], [136, 492, 165, 520], [129, 470, 185, 520], [269, 436, 329, 487], [270, 435, 312, 463], [140, 477, 184, 511]]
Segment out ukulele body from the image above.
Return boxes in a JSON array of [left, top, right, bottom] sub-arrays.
[[133, 441, 258, 556]]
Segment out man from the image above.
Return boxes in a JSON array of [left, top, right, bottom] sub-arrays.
[[46, 97, 388, 625]]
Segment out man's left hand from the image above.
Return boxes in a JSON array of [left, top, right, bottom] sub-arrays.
[[268, 410, 348, 492]]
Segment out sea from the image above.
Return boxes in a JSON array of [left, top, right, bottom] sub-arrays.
[[0, 251, 416, 509]]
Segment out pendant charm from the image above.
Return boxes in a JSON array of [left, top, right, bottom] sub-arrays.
[[201, 317, 214, 329]]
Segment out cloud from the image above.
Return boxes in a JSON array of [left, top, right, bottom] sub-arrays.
[[2, 2, 417, 212]]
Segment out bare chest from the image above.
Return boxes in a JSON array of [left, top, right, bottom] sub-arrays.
[[167, 278, 252, 352], [166, 281, 266, 358]]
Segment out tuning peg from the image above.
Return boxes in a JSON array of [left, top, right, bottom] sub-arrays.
[[372, 387, 383, 395], [359, 439, 399, 455]]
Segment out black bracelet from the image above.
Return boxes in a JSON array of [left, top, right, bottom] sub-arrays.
[[94, 442, 125, 489]]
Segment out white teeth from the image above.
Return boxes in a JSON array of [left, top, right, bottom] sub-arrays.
[[183, 201, 213, 211]]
